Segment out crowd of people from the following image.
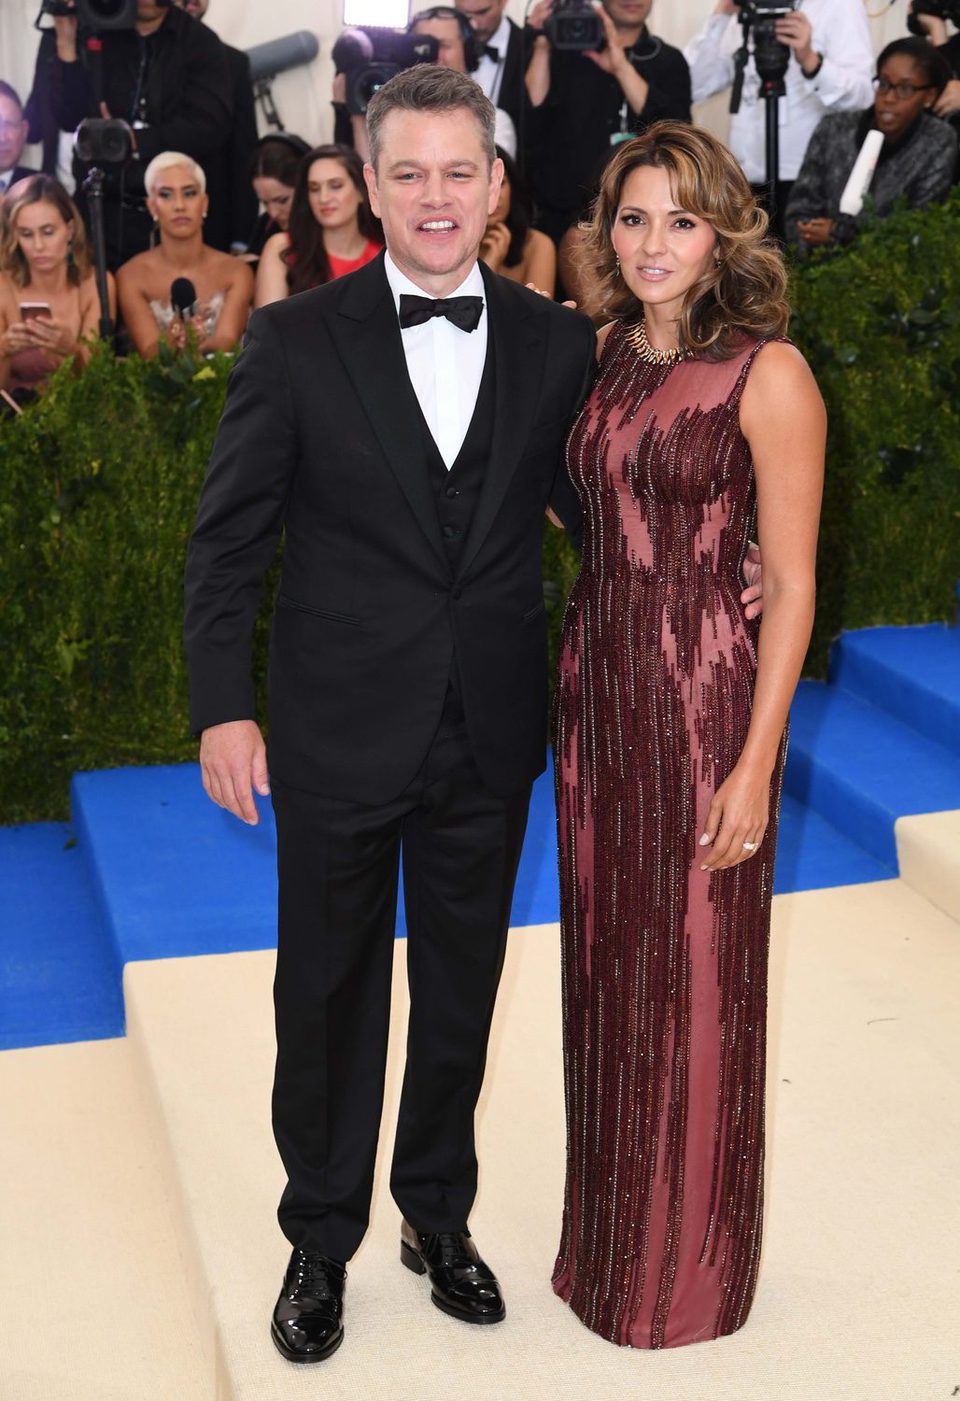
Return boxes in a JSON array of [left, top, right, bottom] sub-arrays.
[[1, 0, 958, 401]]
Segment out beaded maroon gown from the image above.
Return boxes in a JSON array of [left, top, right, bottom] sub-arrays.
[[552, 325, 787, 1349]]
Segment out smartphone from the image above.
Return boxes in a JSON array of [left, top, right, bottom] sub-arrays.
[[20, 302, 52, 321]]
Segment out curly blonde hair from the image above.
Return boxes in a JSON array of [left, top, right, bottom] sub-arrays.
[[0, 175, 91, 290], [578, 122, 789, 360]]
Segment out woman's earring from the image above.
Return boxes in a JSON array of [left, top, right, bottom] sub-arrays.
[[615, 255, 621, 276]]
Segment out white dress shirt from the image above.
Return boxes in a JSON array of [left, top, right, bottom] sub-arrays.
[[684, 0, 874, 182], [384, 250, 488, 471], [0, 168, 13, 193], [474, 14, 512, 106]]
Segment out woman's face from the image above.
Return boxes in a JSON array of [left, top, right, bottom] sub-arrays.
[[306, 158, 364, 233], [873, 55, 936, 142], [253, 175, 295, 231], [611, 164, 718, 324], [148, 164, 208, 238], [491, 167, 512, 226], [13, 199, 72, 276]]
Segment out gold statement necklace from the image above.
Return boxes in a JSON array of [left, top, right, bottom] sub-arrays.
[[624, 318, 687, 366]]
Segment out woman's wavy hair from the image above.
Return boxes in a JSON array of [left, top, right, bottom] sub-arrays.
[[579, 122, 789, 359], [284, 144, 382, 295], [495, 144, 534, 269], [0, 174, 91, 290]]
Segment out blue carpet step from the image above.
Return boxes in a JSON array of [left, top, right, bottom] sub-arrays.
[[0, 823, 125, 1049], [829, 624, 960, 757], [784, 680, 960, 870]]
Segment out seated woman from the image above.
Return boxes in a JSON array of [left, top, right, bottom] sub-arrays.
[[254, 144, 382, 309], [0, 174, 116, 398], [117, 152, 253, 357], [243, 133, 310, 262], [480, 146, 557, 296], [785, 38, 957, 253]]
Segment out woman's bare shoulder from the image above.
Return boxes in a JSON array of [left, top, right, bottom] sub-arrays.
[[595, 320, 617, 360]]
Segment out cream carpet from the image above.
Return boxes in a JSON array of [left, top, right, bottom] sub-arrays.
[[111, 877, 960, 1401]]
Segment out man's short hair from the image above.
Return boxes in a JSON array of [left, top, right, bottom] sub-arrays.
[[0, 81, 24, 115], [365, 64, 496, 171]]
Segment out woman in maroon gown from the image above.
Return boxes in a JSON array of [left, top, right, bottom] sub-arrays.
[[553, 123, 825, 1349]]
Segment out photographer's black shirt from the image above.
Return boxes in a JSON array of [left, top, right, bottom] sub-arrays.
[[529, 27, 691, 240], [51, 6, 233, 199]]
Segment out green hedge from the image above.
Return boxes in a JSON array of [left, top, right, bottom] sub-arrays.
[[3, 196, 959, 823]]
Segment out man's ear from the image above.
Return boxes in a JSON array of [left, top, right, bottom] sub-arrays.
[[363, 162, 381, 219], [487, 157, 505, 217]]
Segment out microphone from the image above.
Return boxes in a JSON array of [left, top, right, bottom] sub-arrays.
[[839, 129, 884, 218], [171, 278, 197, 319], [245, 31, 320, 84]]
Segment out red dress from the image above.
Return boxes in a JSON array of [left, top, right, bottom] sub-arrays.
[[553, 324, 788, 1348]]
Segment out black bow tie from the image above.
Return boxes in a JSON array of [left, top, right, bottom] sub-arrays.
[[483, 42, 500, 61], [398, 293, 484, 333]]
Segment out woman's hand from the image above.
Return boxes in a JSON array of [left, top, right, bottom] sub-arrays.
[[24, 315, 76, 358], [0, 321, 36, 357], [527, 0, 554, 32], [480, 220, 511, 272], [796, 217, 835, 248], [698, 762, 770, 872], [584, 3, 628, 76]]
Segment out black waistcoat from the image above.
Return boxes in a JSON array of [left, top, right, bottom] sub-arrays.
[[420, 336, 496, 576]]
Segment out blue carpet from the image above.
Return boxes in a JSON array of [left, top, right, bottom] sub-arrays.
[[0, 823, 125, 1050], [67, 752, 893, 982], [829, 624, 960, 759]]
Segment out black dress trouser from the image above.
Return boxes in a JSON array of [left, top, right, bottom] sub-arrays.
[[270, 699, 532, 1263]]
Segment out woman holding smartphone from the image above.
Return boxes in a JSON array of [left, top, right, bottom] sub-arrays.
[[0, 174, 115, 398]]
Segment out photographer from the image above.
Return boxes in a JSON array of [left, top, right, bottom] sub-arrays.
[[684, 0, 873, 229], [524, 0, 691, 246], [910, 4, 960, 125], [40, 0, 233, 269]]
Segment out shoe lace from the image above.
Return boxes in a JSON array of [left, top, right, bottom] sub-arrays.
[[291, 1251, 341, 1299]]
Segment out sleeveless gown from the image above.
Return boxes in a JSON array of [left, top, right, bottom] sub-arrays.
[[553, 324, 788, 1349]]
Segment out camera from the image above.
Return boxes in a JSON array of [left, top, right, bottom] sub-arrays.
[[332, 26, 440, 115], [732, 0, 796, 16], [908, 0, 960, 35], [543, 0, 603, 52], [74, 117, 133, 163], [39, 0, 139, 27]]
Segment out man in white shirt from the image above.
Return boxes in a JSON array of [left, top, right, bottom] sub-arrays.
[[456, 0, 529, 139], [685, 0, 873, 226], [410, 5, 519, 156], [184, 63, 597, 1365]]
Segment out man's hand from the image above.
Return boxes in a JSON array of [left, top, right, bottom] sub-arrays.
[[200, 719, 270, 824], [741, 541, 764, 621], [796, 217, 835, 248], [775, 12, 817, 72], [935, 78, 960, 117], [715, 0, 738, 14]]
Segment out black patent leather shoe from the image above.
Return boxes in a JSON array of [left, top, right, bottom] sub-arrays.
[[270, 1248, 346, 1363], [400, 1219, 505, 1324]]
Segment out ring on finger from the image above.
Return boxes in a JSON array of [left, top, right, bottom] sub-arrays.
[[742, 840, 759, 851]]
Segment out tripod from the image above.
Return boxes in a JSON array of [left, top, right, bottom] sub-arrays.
[[730, 10, 791, 228]]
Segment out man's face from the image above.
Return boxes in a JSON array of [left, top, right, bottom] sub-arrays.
[[364, 106, 503, 296], [137, 0, 171, 21], [603, 0, 652, 30], [173, 0, 209, 17], [411, 18, 467, 74], [0, 94, 28, 172], [455, 0, 507, 45]]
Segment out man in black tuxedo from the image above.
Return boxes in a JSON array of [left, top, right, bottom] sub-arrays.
[[0, 84, 38, 194], [184, 63, 595, 1364], [456, 0, 530, 147]]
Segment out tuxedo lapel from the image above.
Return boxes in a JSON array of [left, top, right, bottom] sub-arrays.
[[457, 265, 548, 581], [333, 256, 448, 570]]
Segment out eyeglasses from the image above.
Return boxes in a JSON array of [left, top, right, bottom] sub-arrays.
[[0, 119, 25, 136], [872, 76, 935, 100]]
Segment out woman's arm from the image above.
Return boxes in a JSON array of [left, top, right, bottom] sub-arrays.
[[117, 261, 163, 358], [254, 232, 291, 310], [700, 342, 826, 871], [522, 230, 557, 300], [200, 258, 254, 353]]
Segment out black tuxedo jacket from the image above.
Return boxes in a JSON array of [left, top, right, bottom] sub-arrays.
[[497, 19, 529, 146], [184, 254, 595, 804]]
